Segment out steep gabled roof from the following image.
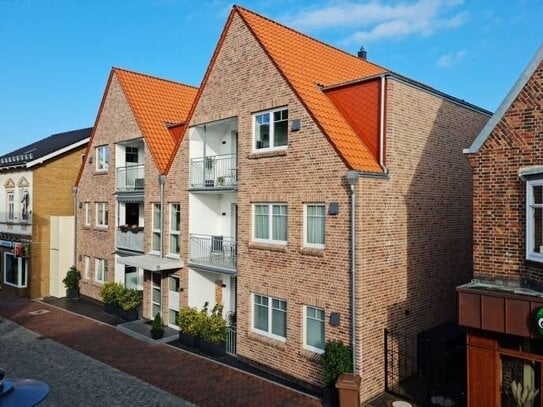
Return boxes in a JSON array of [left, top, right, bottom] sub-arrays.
[[114, 68, 198, 171], [235, 6, 387, 171], [0, 127, 91, 170], [465, 43, 543, 154]]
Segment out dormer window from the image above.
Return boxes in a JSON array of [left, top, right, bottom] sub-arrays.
[[526, 178, 543, 262], [253, 108, 288, 151]]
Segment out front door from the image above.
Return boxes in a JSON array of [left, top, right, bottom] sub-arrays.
[[151, 271, 161, 319], [168, 276, 181, 329]]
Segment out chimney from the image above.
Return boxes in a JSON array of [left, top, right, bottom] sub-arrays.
[[357, 46, 367, 60]]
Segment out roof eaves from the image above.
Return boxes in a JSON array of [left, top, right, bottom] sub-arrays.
[[26, 137, 90, 168], [464, 43, 543, 155]]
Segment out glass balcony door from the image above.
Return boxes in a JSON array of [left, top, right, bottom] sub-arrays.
[[151, 271, 162, 318]]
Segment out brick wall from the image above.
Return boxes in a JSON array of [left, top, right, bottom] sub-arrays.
[[31, 145, 86, 298], [468, 60, 543, 285]]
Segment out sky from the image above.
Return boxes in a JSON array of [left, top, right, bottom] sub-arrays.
[[0, 0, 542, 156]]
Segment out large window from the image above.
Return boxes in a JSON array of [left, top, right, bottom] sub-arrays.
[[84, 256, 90, 279], [84, 202, 91, 226], [526, 180, 543, 262], [304, 306, 325, 353], [169, 203, 180, 256], [95, 258, 107, 283], [152, 203, 161, 253], [4, 253, 27, 288], [254, 108, 288, 151], [7, 191, 15, 222], [95, 202, 108, 227], [20, 190, 30, 222], [253, 204, 287, 243], [96, 145, 110, 171], [304, 204, 326, 248], [252, 294, 287, 341]]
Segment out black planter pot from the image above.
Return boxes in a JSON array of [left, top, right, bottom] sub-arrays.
[[322, 386, 339, 407], [200, 340, 226, 358], [179, 332, 199, 349], [66, 288, 80, 299], [120, 308, 139, 322], [151, 329, 164, 340]]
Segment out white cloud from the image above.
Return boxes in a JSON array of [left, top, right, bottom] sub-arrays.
[[437, 50, 467, 68], [283, 0, 468, 44]]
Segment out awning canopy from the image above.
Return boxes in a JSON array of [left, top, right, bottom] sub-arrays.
[[117, 254, 183, 272]]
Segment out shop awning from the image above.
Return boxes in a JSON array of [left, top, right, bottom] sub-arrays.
[[117, 254, 183, 272]]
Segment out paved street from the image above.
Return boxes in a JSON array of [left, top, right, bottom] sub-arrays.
[[0, 292, 321, 407]]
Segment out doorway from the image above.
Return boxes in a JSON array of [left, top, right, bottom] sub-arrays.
[[168, 276, 181, 329], [151, 271, 162, 319]]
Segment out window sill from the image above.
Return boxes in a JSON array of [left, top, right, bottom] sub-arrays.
[[248, 149, 287, 159], [166, 254, 181, 259], [93, 227, 109, 232], [299, 348, 322, 363], [94, 170, 109, 175], [300, 247, 325, 257], [248, 331, 287, 350], [248, 242, 287, 253]]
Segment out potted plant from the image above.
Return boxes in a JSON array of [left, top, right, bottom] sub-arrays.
[[100, 281, 123, 315], [177, 307, 201, 348], [151, 313, 164, 339], [62, 265, 81, 299], [119, 224, 129, 233], [216, 176, 225, 187], [117, 287, 142, 321], [320, 340, 353, 407], [130, 224, 140, 233], [199, 304, 227, 358]]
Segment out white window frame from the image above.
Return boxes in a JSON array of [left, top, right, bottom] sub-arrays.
[[152, 203, 161, 253], [251, 293, 287, 342], [95, 202, 108, 227], [252, 203, 287, 244], [303, 305, 325, 354], [168, 203, 181, 257], [252, 107, 288, 152], [526, 179, 543, 262], [7, 190, 15, 222], [95, 258, 107, 283], [96, 145, 109, 172], [3, 252, 27, 288], [84, 202, 91, 226], [84, 256, 90, 279], [304, 204, 326, 249]]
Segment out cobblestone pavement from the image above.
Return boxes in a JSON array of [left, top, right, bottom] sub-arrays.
[[0, 318, 192, 406], [0, 292, 321, 407]]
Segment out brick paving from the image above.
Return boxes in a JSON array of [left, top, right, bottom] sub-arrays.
[[0, 292, 321, 407]]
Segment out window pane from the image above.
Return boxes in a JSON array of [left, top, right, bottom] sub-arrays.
[[274, 120, 288, 147], [125, 268, 138, 290], [535, 185, 543, 205], [272, 205, 287, 241], [307, 317, 325, 350], [271, 307, 286, 337], [21, 258, 27, 286], [153, 204, 161, 228], [500, 355, 541, 407], [255, 205, 269, 239], [4, 255, 18, 285], [169, 277, 180, 292], [307, 205, 325, 245], [255, 114, 270, 149], [169, 310, 179, 326], [254, 302, 268, 331], [534, 207, 543, 253], [171, 204, 180, 231], [170, 234, 180, 254], [153, 231, 161, 252], [152, 287, 161, 303]]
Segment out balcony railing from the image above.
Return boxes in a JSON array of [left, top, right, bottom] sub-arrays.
[[190, 153, 237, 189], [189, 233, 236, 272], [116, 164, 145, 192], [116, 227, 144, 252]]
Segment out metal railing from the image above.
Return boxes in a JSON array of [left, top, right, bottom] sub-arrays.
[[116, 227, 144, 252], [190, 153, 237, 189], [226, 324, 237, 356], [116, 164, 145, 192], [189, 233, 236, 271]]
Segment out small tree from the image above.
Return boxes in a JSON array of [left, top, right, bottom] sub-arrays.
[[62, 265, 81, 291], [152, 313, 163, 332], [320, 340, 353, 387]]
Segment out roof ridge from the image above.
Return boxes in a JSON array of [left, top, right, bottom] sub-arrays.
[[232, 5, 389, 74], [112, 66, 198, 90]]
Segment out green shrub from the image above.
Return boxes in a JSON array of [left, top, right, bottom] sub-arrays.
[[177, 307, 200, 336], [62, 265, 81, 290], [200, 313, 227, 344], [152, 313, 163, 331], [99, 282, 123, 305], [117, 288, 142, 311], [320, 340, 353, 387], [178, 303, 227, 343]]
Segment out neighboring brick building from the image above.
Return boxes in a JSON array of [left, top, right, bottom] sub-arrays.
[[0, 128, 90, 298], [458, 44, 543, 406], [163, 6, 490, 402], [74, 68, 196, 325]]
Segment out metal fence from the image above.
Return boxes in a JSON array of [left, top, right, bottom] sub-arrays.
[[226, 324, 237, 356], [116, 164, 145, 191], [190, 153, 237, 189], [189, 234, 237, 271], [384, 326, 467, 406]]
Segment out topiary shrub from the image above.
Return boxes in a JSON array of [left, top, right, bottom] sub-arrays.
[[117, 288, 142, 311], [62, 265, 81, 291], [320, 340, 353, 387], [177, 307, 200, 336], [99, 282, 123, 305]]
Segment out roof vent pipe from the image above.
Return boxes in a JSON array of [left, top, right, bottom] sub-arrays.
[[357, 46, 367, 60]]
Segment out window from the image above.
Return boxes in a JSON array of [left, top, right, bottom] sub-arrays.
[[96, 145, 110, 171], [304, 306, 325, 353], [125, 146, 139, 164], [252, 294, 287, 340], [84, 202, 91, 226], [526, 179, 543, 262], [7, 191, 15, 222], [95, 258, 107, 283], [20, 190, 29, 222], [95, 202, 108, 227], [253, 204, 287, 243], [169, 203, 181, 256], [84, 256, 90, 279], [254, 108, 288, 151], [152, 203, 161, 253], [124, 266, 138, 290], [3, 253, 27, 288], [304, 204, 325, 248]]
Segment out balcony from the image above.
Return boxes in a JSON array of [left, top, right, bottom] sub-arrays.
[[116, 227, 144, 253], [116, 164, 145, 192], [189, 233, 236, 273], [190, 153, 237, 190]]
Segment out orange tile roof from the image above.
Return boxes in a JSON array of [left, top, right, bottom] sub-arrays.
[[114, 68, 198, 173], [235, 6, 387, 171]]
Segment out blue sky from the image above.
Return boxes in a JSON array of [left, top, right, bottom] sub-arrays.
[[0, 0, 541, 156]]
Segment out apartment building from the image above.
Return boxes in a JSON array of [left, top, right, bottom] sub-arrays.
[[458, 44, 543, 406], [0, 128, 90, 298], [162, 6, 490, 401], [74, 68, 197, 327]]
